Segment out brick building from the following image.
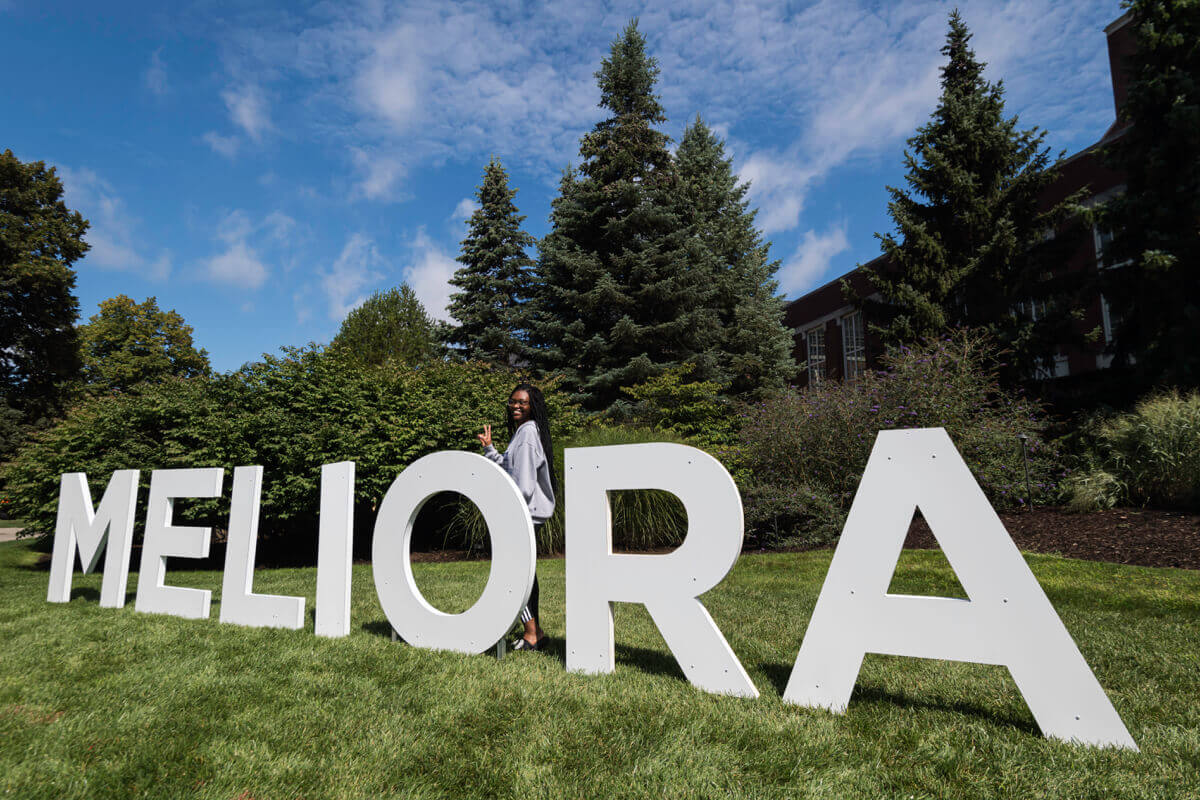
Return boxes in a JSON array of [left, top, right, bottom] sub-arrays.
[[784, 12, 1135, 388]]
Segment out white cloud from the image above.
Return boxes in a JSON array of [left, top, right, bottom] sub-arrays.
[[293, 287, 314, 325], [203, 131, 239, 158], [216, 209, 255, 244], [202, 209, 299, 290], [778, 224, 851, 297], [350, 147, 405, 201], [322, 233, 384, 320], [58, 166, 172, 281], [404, 229, 457, 322], [737, 152, 819, 236], [205, 241, 268, 289], [212, 0, 1118, 227], [220, 2, 602, 181], [263, 210, 297, 242], [451, 197, 479, 221], [144, 48, 168, 96], [222, 84, 271, 142]]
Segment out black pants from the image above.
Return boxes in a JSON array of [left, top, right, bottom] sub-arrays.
[[520, 574, 540, 623], [519, 522, 542, 623]]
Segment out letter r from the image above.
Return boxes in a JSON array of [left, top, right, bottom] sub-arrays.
[[565, 443, 757, 698]]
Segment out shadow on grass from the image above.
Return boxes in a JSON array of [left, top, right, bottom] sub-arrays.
[[756, 659, 1039, 736], [362, 619, 394, 639], [346, 616, 1040, 735], [759, 661, 794, 695], [614, 642, 686, 681], [849, 683, 1040, 736], [355, 621, 684, 682], [69, 586, 100, 602]]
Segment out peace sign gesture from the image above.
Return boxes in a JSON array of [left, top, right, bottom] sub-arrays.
[[477, 424, 493, 449]]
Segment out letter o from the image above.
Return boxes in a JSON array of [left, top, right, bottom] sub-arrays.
[[372, 451, 536, 654]]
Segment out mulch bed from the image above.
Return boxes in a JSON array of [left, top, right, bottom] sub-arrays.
[[902, 507, 1200, 571]]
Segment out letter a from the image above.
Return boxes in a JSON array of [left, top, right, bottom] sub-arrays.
[[784, 428, 1136, 749]]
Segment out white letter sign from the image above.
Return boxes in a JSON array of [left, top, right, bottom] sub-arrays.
[[135, 468, 224, 620], [47, 470, 139, 608], [565, 443, 757, 698], [219, 466, 306, 629], [784, 428, 1137, 749], [372, 451, 535, 654], [315, 461, 355, 638]]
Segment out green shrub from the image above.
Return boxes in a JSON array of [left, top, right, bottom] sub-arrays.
[[616, 365, 737, 450], [1063, 391, 1200, 511], [737, 331, 1062, 545], [2, 347, 581, 555], [447, 423, 690, 554]]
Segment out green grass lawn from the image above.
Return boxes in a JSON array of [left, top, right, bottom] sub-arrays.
[[1, 539, 1198, 800]]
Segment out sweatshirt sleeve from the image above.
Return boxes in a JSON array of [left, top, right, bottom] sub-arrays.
[[482, 445, 505, 466]]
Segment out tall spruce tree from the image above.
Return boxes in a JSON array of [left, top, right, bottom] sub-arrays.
[[445, 157, 535, 365], [862, 11, 1075, 381], [528, 20, 718, 410], [673, 116, 796, 397], [1100, 0, 1200, 389]]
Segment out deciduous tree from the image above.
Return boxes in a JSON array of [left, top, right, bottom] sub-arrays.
[[0, 150, 86, 422], [329, 285, 441, 369], [79, 295, 210, 393]]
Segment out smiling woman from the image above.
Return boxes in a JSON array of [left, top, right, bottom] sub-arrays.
[[478, 383, 557, 650]]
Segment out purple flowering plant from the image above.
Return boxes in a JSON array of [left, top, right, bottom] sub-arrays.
[[737, 330, 1062, 545]]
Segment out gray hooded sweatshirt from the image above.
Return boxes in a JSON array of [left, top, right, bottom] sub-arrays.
[[483, 420, 556, 523]]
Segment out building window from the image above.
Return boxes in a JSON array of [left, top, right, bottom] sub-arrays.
[[1094, 225, 1132, 269], [805, 326, 826, 384], [1016, 298, 1048, 321], [1100, 294, 1114, 345], [841, 311, 865, 379], [1096, 293, 1119, 369], [1034, 354, 1071, 380]]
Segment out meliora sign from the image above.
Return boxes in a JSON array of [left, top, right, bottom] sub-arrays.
[[46, 428, 1137, 750]]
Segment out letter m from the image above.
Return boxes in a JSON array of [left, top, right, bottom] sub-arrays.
[[47, 471, 139, 608]]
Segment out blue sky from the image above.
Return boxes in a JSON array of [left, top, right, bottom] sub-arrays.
[[3, 0, 1123, 372]]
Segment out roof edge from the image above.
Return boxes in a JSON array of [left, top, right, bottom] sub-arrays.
[[1104, 10, 1134, 35]]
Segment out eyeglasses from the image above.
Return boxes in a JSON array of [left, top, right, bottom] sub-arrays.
[[507, 399, 531, 407]]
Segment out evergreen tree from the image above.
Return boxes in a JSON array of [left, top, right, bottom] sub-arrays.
[[329, 285, 440, 369], [862, 12, 1075, 381], [445, 157, 535, 365], [1100, 0, 1200, 389], [0, 150, 86, 423], [673, 117, 796, 397], [528, 20, 718, 410], [79, 295, 210, 393]]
